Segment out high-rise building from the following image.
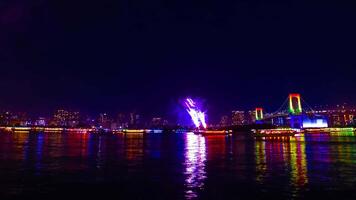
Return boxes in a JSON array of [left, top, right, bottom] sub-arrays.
[[220, 115, 230, 127], [35, 117, 47, 126], [53, 109, 80, 127], [307, 104, 356, 127], [129, 112, 141, 128], [151, 117, 162, 127], [116, 113, 128, 128], [245, 110, 256, 125], [231, 111, 245, 126], [98, 113, 111, 129], [0, 111, 11, 126], [150, 117, 168, 128]]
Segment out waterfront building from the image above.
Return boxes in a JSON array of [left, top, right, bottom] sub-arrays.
[[220, 115, 230, 127], [246, 110, 256, 125], [98, 113, 112, 129], [231, 111, 245, 126], [53, 109, 80, 127], [307, 105, 356, 127], [129, 112, 141, 128], [151, 117, 163, 127], [116, 113, 128, 128], [34, 117, 47, 126]]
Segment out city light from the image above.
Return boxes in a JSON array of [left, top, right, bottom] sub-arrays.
[[302, 119, 328, 128], [0, 93, 355, 133], [184, 98, 207, 129]]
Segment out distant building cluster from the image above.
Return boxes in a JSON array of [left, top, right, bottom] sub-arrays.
[[0, 109, 170, 129], [215, 104, 356, 128], [52, 110, 80, 127], [0, 103, 355, 129], [0, 112, 30, 127], [308, 104, 356, 127], [214, 110, 256, 128]]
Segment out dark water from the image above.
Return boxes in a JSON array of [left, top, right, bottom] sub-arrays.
[[0, 131, 356, 200]]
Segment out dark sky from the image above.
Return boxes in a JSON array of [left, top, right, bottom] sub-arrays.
[[0, 0, 355, 120]]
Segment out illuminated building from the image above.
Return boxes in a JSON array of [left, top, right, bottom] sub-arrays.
[[53, 109, 80, 127], [302, 118, 328, 128], [0, 112, 30, 126], [81, 116, 96, 127], [110, 122, 118, 130], [307, 104, 356, 127], [231, 111, 245, 126], [130, 113, 135, 125], [129, 112, 141, 128], [220, 115, 230, 127], [151, 117, 162, 126], [246, 110, 256, 125], [0, 111, 12, 125], [99, 113, 108, 123], [98, 113, 111, 129], [116, 113, 128, 128], [53, 109, 69, 125], [35, 117, 47, 126]]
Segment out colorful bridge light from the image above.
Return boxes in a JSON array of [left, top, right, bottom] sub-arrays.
[[255, 108, 264, 120], [289, 93, 302, 115]]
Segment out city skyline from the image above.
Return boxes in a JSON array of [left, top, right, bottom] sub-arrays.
[[0, 93, 355, 121], [0, 98, 355, 128]]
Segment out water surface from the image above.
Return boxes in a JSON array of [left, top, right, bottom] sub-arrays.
[[0, 131, 356, 199]]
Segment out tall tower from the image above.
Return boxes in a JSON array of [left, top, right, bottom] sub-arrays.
[[255, 108, 264, 121], [288, 94, 302, 115]]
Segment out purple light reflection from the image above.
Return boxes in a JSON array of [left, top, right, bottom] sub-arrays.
[[184, 132, 207, 199]]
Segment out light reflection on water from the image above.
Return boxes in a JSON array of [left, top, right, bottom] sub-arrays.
[[255, 136, 308, 193], [290, 135, 308, 189], [0, 131, 356, 199], [255, 139, 266, 183], [184, 132, 207, 199]]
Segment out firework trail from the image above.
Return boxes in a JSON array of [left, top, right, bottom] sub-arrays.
[[184, 98, 207, 129]]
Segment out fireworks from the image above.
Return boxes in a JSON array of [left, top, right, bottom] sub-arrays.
[[184, 98, 207, 129]]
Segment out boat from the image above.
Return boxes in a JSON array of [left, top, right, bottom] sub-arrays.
[[251, 128, 302, 137], [122, 129, 145, 134], [194, 130, 229, 136], [144, 129, 163, 134]]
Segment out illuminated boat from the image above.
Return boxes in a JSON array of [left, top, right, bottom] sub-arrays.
[[122, 129, 145, 134], [252, 128, 302, 137], [303, 127, 355, 135], [144, 129, 163, 134], [12, 127, 31, 131], [174, 129, 189, 133], [195, 130, 229, 135], [65, 128, 94, 133], [44, 127, 64, 133]]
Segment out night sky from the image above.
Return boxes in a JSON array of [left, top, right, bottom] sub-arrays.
[[1, 0, 355, 120]]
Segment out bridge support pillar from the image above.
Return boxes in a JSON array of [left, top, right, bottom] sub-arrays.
[[290, 115, 303, 129]]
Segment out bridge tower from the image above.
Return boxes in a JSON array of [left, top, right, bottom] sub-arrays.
[[288, 93, 302, 115], [255, 108, 264, 124], [255, 108, 264, 120], [288, 93, 303, 128]]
